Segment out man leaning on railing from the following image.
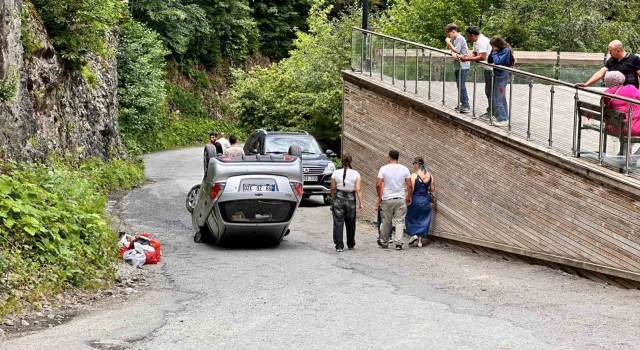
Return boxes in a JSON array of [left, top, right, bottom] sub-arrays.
[[576, 40, 640, 89]]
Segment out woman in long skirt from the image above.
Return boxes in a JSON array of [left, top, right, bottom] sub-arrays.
[[330, 155, 363, 252], [405, 157, 435, 247]]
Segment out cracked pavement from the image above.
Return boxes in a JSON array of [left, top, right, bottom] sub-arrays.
[[3, 147, 640, 349]]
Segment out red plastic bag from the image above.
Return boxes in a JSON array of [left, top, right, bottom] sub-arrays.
[[119, 233, 162, 264], [135, 233, 162, 264]]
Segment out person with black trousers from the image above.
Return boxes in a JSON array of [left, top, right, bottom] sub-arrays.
[[330, 155, 363, 252]]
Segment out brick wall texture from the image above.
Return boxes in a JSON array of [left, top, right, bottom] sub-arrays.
[[342, 76, 640, 281]]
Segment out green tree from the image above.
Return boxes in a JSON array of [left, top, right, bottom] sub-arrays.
[[380, 0, 501, 48], [231, 4, 361, 152], [250, 0, 312, 61], [30, 0, 126, 67], [117, 20, 169, 145]]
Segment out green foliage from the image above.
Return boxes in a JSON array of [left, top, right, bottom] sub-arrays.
[[21, 1, 44, 58], [0, 158, 144, 316], [380, 0, 500, 47], [251, 0, 312, 60], [167, 83, 207, 119], [30, 0, 126, 67], [117, 20, 169, 139], [0, 66, 19, 103], [483, 0, 640, 52], [231, 4, 361, 152], [131, 0, 259, 67], [128, 113, 245, 152]]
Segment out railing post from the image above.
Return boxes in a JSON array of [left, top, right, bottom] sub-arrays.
[[572, 90, 579, 156], [360, 32, 364, 73], [457, 66, 462, 110], [415, 48, 419, 94], [428, 52, 432, 100], [489, 70, 494, 125], [403, 45, 408, 91], [626, 105, 633, 175], [381, 38, 384, 81], [442, 55, 446, 106], [472, 64, 477, 118], [369, 33, 374, 77], [350, 30, 354, 71], [598, 99, 605, 165], [392, 41, 396, 86], [527, 81, 533, 140], [508, 74, 513, 132], [549, 85, 555, 148]]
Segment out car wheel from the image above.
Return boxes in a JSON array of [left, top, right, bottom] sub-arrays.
[[288, 144, 302, 157], [323, 195, 332, 206], [203, 144, 217, 175], [185, 184, 200, 214], [194, 225, 212, 244]]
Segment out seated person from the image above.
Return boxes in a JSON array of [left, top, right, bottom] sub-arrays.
[[223, 135, 245, 157], [602, 71, 640, 142]]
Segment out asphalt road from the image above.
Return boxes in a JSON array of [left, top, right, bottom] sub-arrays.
[[4, 147, 640, 349]]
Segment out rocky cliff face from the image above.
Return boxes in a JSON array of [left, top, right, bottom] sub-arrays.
[[0, 0, 123, 161]]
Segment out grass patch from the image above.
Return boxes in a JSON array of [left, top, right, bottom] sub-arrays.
[[0, 157, 145, 317]]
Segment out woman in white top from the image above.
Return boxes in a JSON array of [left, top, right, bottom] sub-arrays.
[[330, 154, 363, 252]]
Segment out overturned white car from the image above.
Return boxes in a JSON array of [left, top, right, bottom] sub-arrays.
[[188, 154, 303, 246]]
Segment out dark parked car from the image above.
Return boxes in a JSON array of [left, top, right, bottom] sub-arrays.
[[243, 130, 336, 204]]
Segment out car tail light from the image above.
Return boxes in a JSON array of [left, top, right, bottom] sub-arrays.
[[283, 156, 294, 161], [210, 182, 226, 200], [290, 182, 303, 198]]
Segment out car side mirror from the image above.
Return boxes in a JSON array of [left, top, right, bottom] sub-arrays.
[[326, 149, 336, 157]]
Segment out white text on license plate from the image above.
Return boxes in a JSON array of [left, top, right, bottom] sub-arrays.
[[304, 176, 318, 182], [242, 183, 276, 192]]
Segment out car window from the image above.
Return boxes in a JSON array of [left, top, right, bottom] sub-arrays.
[[265, 136, 322, 154]]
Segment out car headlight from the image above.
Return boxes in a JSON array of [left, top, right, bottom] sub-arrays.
[[323, 162, 336, 175]]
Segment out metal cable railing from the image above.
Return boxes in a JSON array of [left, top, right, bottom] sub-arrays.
[[350, 28, 640, 176]]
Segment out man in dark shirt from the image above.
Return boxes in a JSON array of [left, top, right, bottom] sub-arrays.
[[209, 131, 223, 155], [577, 40, 640, 88]]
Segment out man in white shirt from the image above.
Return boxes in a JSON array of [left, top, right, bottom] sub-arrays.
[[217, 132, 231, 151], [460, 26, 492, 119], [223, 135, 245, 157], [376, 150, 413, 250]]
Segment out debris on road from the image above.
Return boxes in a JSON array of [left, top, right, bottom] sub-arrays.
[[119, 233, 162, 267]]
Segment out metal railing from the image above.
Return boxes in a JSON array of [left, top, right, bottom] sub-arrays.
[[350, 28, 640, 176]]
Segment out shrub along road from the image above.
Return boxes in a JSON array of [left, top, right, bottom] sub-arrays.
[[3, 147, 640, 349]]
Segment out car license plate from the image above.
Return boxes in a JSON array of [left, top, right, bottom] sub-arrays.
[[241, 179, 277, 192], [304, 176, 318, 182]]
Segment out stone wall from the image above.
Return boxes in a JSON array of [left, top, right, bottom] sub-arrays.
[[342, 71, 640, 282], [0, 0, 123, 160]]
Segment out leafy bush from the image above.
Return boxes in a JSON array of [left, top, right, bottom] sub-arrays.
[[0, 158, 144, 316], [117, 20, 169, 138], [30, 0, 126, 67], [132, 114, 246, 152], [0, 66, 19, 103], [231, 4, 361, 152], [131, 0, 259, 67]]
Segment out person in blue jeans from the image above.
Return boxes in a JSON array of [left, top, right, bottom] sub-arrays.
[[444, 24, 470, 113], [487, 36, 515, 127]]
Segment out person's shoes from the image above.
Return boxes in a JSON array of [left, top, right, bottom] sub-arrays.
[[459, 106, 470, 113], [348, 246, 354, 250], [396, 245, 402, 250], [388, 238, 394, 244], [336, 248, 343, 252], [377, 240, 388, 249], [418, 242, 423, 248], [478, 112, 491, 120], [408, 235, 418, 245], [493, 120, 509, 127]]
